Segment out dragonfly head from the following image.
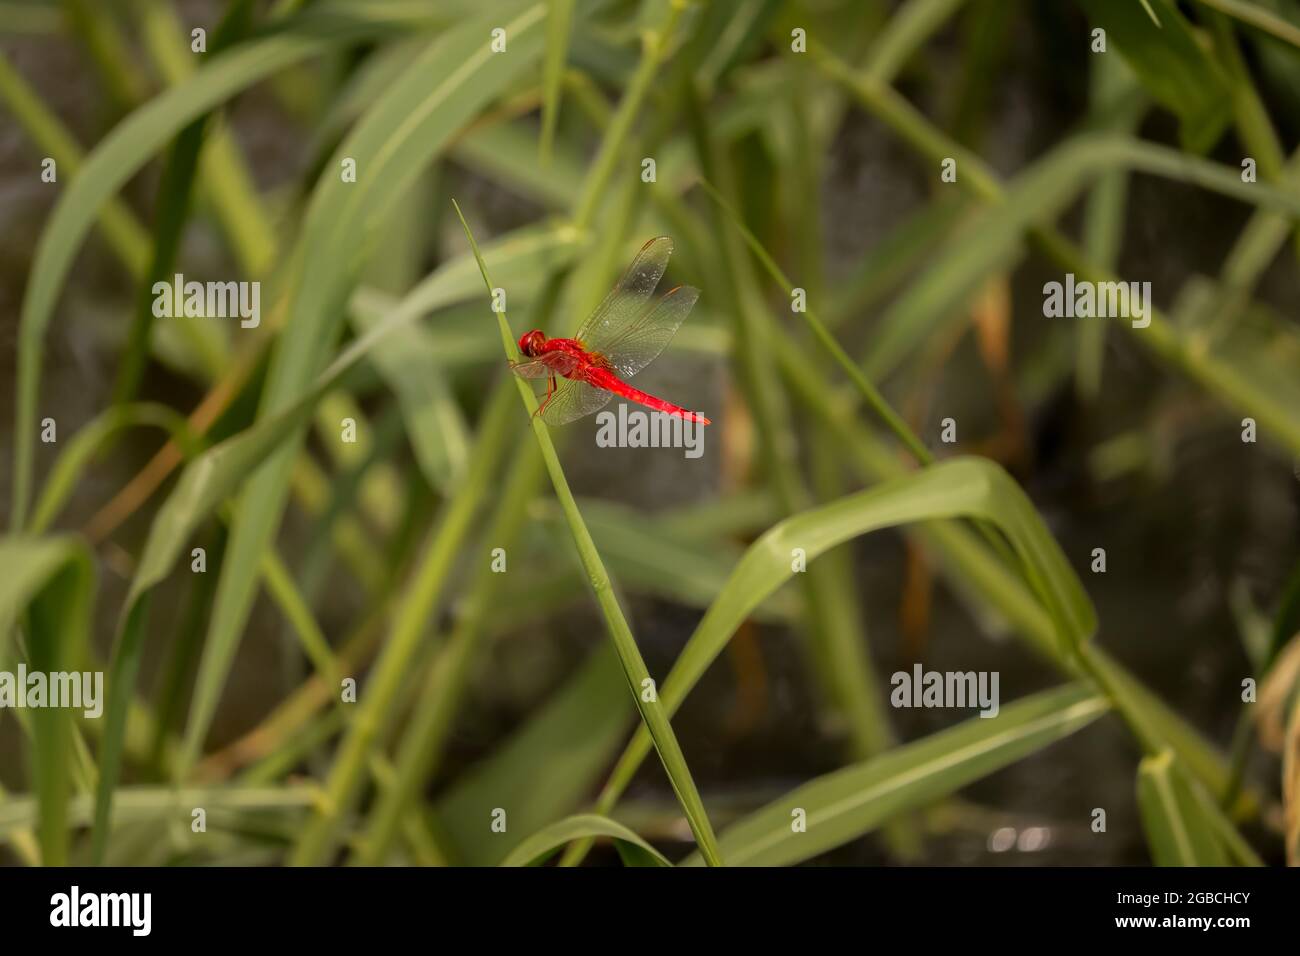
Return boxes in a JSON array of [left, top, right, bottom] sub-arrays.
[[518, 329, 546, 357]]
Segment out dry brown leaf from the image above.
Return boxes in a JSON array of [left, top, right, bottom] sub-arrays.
[[1256, 632, 1300, 752]]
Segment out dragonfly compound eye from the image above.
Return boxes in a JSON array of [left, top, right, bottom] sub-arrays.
[[519, 330, 544, 357]]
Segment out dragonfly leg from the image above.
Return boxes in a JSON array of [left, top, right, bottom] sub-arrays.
[[533, 375, 557, 419]]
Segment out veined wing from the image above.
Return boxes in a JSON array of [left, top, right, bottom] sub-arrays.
[[540, 377, 612, 426], [575, 237, 674, 353], [597, 285, 700, 379], [510, 352, 580, 378]]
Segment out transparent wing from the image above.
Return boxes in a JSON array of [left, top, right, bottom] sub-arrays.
[[510, 353, 579, 379], [575, 237, 674, 353], [596, 285, 700, 378], [540, 377, 613, 426]]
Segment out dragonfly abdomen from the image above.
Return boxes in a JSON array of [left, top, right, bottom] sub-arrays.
[[589, 369, 711, 425]]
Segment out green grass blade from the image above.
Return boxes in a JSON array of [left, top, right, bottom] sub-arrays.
[[862, 0, 970, 85], [820, 46, 1300, 460], [456, 120, 587, 209], [540, 0, 575, 163], [691, 94, 917, 859], [696, 177, 931, 464], [500, 814, 670, 867], [587, 456, 1096, 832], [180, 0, 558, 781], [0, 781, 40, 865], [7, 9, 418, 530], [348, 440, 545, 865], [289, 236, 581, 866], [0, 50, 149, 275], [1078, 53, 1141, 400], [825, 193, 969, 327], [348, 225, 582, 491], [8, 7, 401, 530], [128, 0, 276, 276], [350, 289, 472, 492], [0, 536, 95, 865], [682, 684, 1109, 866], [29, 403, 195, 535], [1192, 780, 1265, 865], [436, 644, 633, 865], [0, 785, 319, 841], [570, 500, 797, 621], [1081, 0, 1232, 152], [112, 0, 258, 404], [59, 0, 147, 110], [1191, 0, 1300, 50], [292, 388, 525, 866], [776, 332, 1260, 815], [1137, 750, 1231, 865], [863, 134, 1300, 383], [455, 200, 725, 867], [91, 230, 559, 860]]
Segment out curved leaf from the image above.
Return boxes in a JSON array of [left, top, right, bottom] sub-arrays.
[[500, 814, 670, 867], [591, 457, 1096, 827], [683, 684, 1109, 866]]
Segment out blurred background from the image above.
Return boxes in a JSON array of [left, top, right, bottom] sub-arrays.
[[1, 0, 1298, 866]]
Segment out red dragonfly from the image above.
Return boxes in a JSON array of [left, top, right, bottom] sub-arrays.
[[510, 237, 711, 426]]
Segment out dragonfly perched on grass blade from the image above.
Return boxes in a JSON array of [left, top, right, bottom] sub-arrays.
[[510, 237, 711, 426]]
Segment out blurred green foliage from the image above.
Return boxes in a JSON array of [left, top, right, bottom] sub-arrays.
[[0, 0, 1297, 867]]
